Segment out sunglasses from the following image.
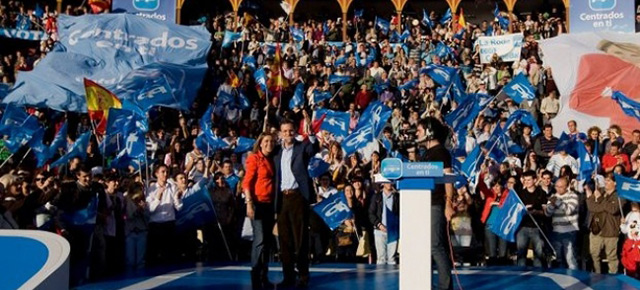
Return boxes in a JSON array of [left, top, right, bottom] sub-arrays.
[[35, 177, 45, 182]]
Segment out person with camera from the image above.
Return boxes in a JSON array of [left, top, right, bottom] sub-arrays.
[[585, 173, 623, 274], [415, 117, 453, 290]]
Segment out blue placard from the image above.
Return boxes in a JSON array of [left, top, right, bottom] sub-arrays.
[[569, 0, 635, 33], [381, 158, 403, 180], [403, 162, 444, 178], [112, 0, 177, 23]]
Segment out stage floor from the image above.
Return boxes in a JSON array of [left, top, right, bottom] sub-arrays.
[[79, 263, 640, 289]]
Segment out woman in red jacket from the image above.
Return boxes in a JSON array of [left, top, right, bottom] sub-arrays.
[[242, 133, 276, 289], [478, 173, 510, 263]]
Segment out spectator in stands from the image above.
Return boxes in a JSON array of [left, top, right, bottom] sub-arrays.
[[516, 170, 548, 268], [369, 180, 398, 265], [545, 177, 579, 269], [586, 173, 623, 274], [602, 142, 631, 174], [534, 124, 558, 165]]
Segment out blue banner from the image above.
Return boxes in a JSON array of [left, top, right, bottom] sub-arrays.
[[445, 97, 481, 132], [112, 0, 177, 23], [569, 0, 635, 34], [222, 31, 242, 48], [328, 74, 352, 85], [577, 141, 596, 181], [0, 28, 47, 41], [440, 8, 452, 24], [375, 17, 390, 35], [320, 109, 350, 138], [343, 125, 374, 157], [489, 190, 526, 243], [312, 191, 352, 231], [313, 90, 332, 104], [504, 109, 541, 136], [176, 179, 216, 229], [50, 131, 92, 168], [356, 101, 392, 138], [234, 137, 256, 153], [308, 157, 330, 178], [504, 73, 536, 104], [289, 83, 305, 109], [612, 91, 640, 121], [615, 174, 640, 202]]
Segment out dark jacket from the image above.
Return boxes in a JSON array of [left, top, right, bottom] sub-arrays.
[[368, 190, 399, 229], [586, 191, 622, 238], [274, 139, 319, 213]]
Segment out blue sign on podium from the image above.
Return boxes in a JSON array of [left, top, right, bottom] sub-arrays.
[[381, 158, 444, 180]]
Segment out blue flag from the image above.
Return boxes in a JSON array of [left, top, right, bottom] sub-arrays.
[[64, 193, 98, 226], [445, 97, 481, 132], [421, 64, 456, 86], [343, 125, 374, 157], [27, 128, 50, 168], [176, 179, 216, 229], [615, 174, 640, 202], [422, 9, 434, 28], [242, 55, 257, 71], [234, 137, 255, 153], [435, 86, 450, 102], [494, 3, 510, 30], [356, 101, 392, 138], [289, 83, 305, 109], [489, 190, 526, 242], [577, 141, 595, 181], [320, 109, 350, 138], [554, 132, 574, 153], [34, 3, 44, 18], [50, 131, 91, 168], [197, 105, 227, 154], [440, 8, 452, 25], [312, 191, 352, 231], [433, 42, 454, 59], [612, 91, 640, 121], [454, 28, 465, 40], [334, 55, 347, 66], [0, 106, 40, 153], [308, 157, 330, 178], [503, 73, 536, 104], [290, 26, 304, 42], [254, 68, 267, 92], [375, 17, 390, 35], [386, 205, 399, 243], [313, 90, 332, 104], [49, 122, 69, 157], [354, 9, 364, 19], [236, 91, 251, 110], [504, 109, 541, 136], [217, 90, 235, 106], [328, 74, 352, 85], [398, 79, 419, 91], [222, 30, 242, 48], [113, 62, 206, 113], [0, 83, 9, 100], [461, 146, 483, 181], [373, 81, 390, 95]]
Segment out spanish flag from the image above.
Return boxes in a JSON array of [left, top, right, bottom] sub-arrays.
[[229, 70, 241, 88], [88, 0, 111, 14], [267, 44, 289, 98], [84, 78, 122, 135], [458, 8, 467, 29], [243, 12, 256, 27]]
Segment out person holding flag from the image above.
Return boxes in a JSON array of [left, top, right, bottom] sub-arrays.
[[515, 170, 548, 268], [242, 133, 276, 289]]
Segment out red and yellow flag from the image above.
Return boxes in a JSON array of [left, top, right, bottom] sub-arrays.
[[88, 0, 111, 14], [84, 78, 122, 135], [229, 70, 241, 88], [267, 44, 289, 98], [458, 8, 467, 29]]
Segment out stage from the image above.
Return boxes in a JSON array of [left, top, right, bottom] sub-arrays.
[[79, 263, 640, 289]]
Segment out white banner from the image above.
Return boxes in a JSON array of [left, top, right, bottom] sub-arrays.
[[477, 34, 524, 64], [540, 33, 640, 140]]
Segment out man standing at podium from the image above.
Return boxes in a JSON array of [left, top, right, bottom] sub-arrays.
[[416, 117, 453, 290]]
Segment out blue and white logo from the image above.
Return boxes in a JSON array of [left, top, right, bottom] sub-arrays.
[[589, 0, 616, 11], [133, 0, 159, 11], [381, 158, 403, 180]]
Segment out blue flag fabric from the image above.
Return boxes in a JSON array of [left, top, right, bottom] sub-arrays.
[[356, 101, 392, 138], [289, 83, 305, 109], [386, 205, 399, 243], [354, 9, 364, 19], [421, 64, 456, 87], [176, 179, 216, 230], [320, 109, 350, 138], [254, 68, 267, 92], [494, 3, 510, 30], [328, 74, 352, 85], [110, 128, 146, 168], [64, 193, 98, 226], [50, 131, 92, 168], [49, 122, 69, 157], [197, 105, 227, 155], [102, 108, 148, 155], [554, 132, 574, 154], [461, 146, 483, 181], [234, 137, 256, 153], [577, 141, 595, 181], [0, 83, 9, 100], [242, 55, 257, 71], [27, 128, 50, 168], [217, 90, 235, 106], [375, 17, 390, 35], [334, 55, 347, 66], [440, 8, 452, 25], [308, 157, 330, 178], [454, 28, 465, 40], [504, 109, 541, 136], [236, 91, 251, 110], [503, 73, 536, 104], [343, 125, 374, 157], [222, 30, 242, 48], [373, 81, 390, 95], [445, 97, 482, 132], [612, 91, 640, 121], [398, 79, 419, 91], [313, 90, 333, 104], [489, 189, 526, 242], [290, 27, 304, 42], [0, 106, 41, 153], [422, 9, 434, 28], [615, 174, 640, 202], [434, 42, 454, 59], [312, 191, 352, 231], [5, 14, 211, 112]]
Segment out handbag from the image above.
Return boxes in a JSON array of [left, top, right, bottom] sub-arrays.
[[356, 230, 371, 257]]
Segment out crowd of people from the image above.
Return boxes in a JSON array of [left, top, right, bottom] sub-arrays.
[[1, 1, 640, 289]]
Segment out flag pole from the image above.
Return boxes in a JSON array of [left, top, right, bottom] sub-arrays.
[[0, 153, 15, 171], [513, 190, 557, 257], [16, 148, 31, 168]]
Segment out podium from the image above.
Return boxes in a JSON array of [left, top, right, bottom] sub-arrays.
[[381, 158, 452, 290]]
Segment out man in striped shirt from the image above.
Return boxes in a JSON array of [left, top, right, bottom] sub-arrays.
[[545, 177, 579, 269]]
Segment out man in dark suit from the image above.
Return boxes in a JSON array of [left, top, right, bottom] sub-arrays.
[[274, 119, 318, 288]]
